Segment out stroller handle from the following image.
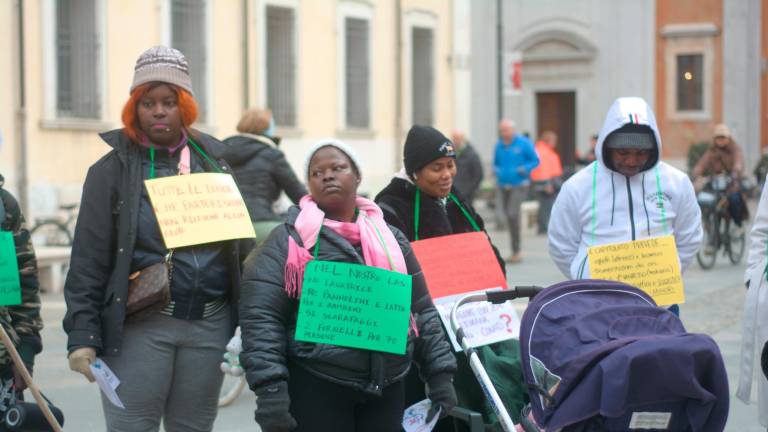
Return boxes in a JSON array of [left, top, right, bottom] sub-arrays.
[[447, 286, 543, 432], [487, 286, 543, 304]]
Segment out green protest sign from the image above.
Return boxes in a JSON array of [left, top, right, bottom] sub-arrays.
[[294, 260, 412, 355], [0, 232, 21, 306]]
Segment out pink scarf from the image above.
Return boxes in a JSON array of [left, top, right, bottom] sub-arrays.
[[285, 195, 418, 335]]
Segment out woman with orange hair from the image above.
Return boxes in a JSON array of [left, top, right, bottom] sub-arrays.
[[63, 46, 250, 432]]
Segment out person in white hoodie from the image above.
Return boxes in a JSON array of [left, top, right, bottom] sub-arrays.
[[548, 97, 702, 308], [737, 176, 768, 426]]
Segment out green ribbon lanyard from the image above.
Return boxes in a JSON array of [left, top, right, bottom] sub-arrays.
[[654, 166, 669, 235], [764, 240, 768, 280], [413, 189, 480, 241], [148, 136, 223, 180], [312, 209, 397, 271], [589, 162, 669, 242]]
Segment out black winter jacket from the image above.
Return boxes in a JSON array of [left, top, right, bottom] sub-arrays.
[[374, 177, 505, 272], [63, 129, 251, 355], [221, 134, 306, 221], [454, 143, 484, 203], [239, 206, 456, 396]]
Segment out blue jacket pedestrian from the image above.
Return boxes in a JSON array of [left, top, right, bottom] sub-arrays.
[[493, 131, 539, 187]]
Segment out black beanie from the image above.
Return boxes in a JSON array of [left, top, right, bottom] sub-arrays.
[[403, 125, 456, 177]]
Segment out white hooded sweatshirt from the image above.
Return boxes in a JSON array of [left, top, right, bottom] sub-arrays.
[[737, 173, 768, 425], [548, 97, 702, 279]]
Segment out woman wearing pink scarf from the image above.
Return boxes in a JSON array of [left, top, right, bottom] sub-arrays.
[[239, 140, 457, 432]]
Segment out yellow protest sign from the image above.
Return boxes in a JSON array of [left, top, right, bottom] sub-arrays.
[[588, 235, 684, 306], [145, 173, 256, 248]]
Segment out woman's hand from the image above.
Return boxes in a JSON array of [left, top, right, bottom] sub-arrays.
[[67, 347, 97, 382]]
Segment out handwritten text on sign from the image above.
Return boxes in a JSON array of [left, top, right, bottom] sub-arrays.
[[588, 235, 684, 306], [434, 291, 520, 351], [144, 173, 256, 249], [294, 261, 412, 354], [411, 232, 507, 299], [0, 232, 21, 306]]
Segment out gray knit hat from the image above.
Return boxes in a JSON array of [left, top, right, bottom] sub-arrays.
[[129, 46, 194, 95], [604, 124, 656, 150]]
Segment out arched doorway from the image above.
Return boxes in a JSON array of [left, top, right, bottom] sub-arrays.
[[515, 29, 596, 176]]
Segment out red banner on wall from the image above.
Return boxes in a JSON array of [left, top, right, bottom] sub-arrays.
[[411, 232, 507, 299]]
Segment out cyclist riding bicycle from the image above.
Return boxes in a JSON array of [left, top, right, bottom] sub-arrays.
[[691, 123, 749, 254]]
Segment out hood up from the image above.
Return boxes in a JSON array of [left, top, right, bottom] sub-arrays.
[[595, 97, 662, 174]]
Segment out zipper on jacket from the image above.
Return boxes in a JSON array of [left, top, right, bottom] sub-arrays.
[[625, 177, 636, 240], [185, 249, 201, 318]]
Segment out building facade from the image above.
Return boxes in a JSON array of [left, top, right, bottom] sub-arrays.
[[2, 0, 456, 217], [656, 0, 765, 169], [468, 0, 656, 174], [468, 0, 766, 173]]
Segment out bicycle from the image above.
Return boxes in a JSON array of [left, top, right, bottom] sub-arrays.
[[695, 174, 746, 269], [30, 204, 78, 247]]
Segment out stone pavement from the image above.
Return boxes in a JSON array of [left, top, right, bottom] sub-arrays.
[[30, 223, 763, 431]]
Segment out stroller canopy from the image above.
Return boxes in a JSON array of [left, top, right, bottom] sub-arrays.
[[519, 279, 729, 431]]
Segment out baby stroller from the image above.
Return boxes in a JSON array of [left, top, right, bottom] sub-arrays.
[[451, 280, 730, 431]]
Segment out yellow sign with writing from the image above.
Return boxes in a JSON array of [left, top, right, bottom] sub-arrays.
[[588, 235, 684, 306], [145, 173, 256, 249]]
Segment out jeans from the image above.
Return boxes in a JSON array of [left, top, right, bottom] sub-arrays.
[[101, 307, 231, 432]]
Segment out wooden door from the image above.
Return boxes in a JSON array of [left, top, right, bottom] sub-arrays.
[[536, 91, 576, 173]]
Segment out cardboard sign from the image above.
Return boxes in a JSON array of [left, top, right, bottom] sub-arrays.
[[411, 232, 507, 299], [434, 290, 520, 351], [294, 261, 412, 354], [588, 235, 684, 306], [144, 173, 256, 248], [0, 232, 21, 306]]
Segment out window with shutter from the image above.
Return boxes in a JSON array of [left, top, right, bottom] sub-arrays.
[[56, 0, 100, 119], [412, 27, 434, 126], [171, 0, 208, 122], [345, 17, 370, 129], [266, 6, 297, 127]]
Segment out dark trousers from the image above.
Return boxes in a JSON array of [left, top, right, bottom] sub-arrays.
[[288, 363, 405, 432], [501, 186, 527, 254], [727, 191, 747, 226]]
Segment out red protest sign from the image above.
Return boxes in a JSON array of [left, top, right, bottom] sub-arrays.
[[411, 232, 507, 299]]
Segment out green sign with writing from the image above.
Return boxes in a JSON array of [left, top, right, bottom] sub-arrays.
[[294, 260, 412, 354], [0, 232, 21, 306]]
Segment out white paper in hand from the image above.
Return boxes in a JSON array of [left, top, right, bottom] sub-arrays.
[[90, 358, 125, 409], [402, 399, 441, 432]]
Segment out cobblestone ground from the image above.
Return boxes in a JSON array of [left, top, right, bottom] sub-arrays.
[[31, 212, 763, 431]]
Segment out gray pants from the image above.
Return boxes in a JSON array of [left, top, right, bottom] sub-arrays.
[[501, 185, 528, 254], [101, 306, 231, 432]]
